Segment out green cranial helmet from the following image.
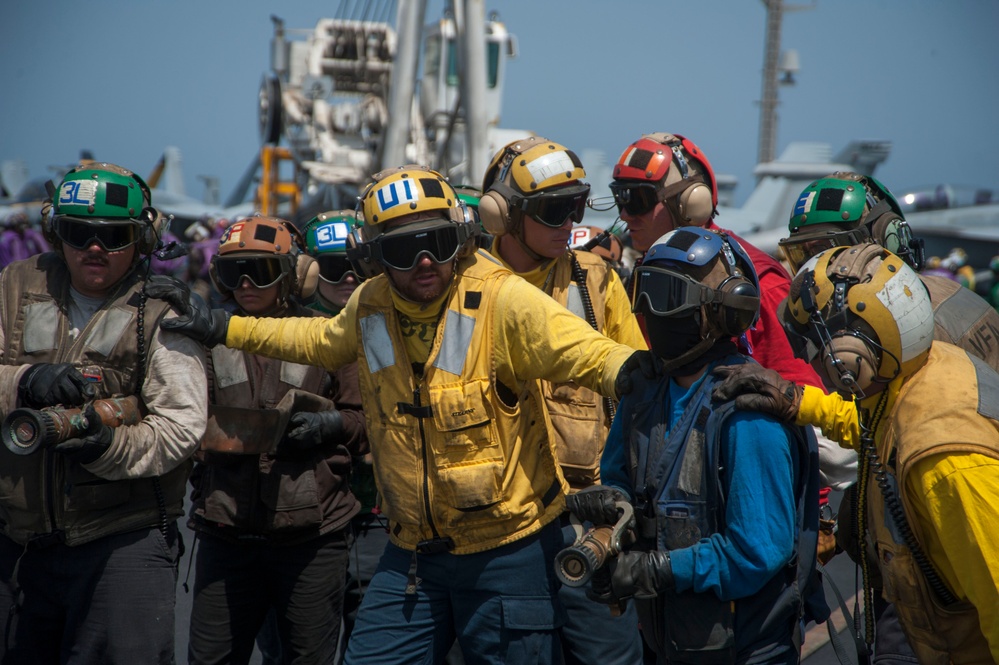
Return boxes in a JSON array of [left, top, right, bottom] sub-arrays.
[[301, 210, 356, 257], [787, 177, 869, 233], [53, 162, 150, 221]]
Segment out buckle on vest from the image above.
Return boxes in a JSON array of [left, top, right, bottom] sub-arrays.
[[416, 537, 455, 554]]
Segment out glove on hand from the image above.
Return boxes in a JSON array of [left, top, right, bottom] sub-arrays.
[[601, 550, 674, 602], [711, 364, 802, 424], [143, 275, 191, 313], [565, 485, 628, 527], [51, 405, 113, 465], [614, 351, 661, 399], [152, 284, 230, 348], [18, 363, 95, 409], [280, 410, 343, 453]]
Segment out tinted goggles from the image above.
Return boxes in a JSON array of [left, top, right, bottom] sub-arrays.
[[609, 181, 659, 216], [54, 217, 139, 251], [214, 256, 289, 290], [316, 254, 361, 284], [374, 224, 462, 271], [779, 228, 869, 273], [519, 186, 590, 228], [629, 264, 718, 317]]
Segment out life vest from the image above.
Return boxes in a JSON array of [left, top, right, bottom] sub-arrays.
[[622, 355, 822, 662]]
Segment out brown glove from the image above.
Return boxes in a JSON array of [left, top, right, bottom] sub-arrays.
[[711, 364, 803, 424]]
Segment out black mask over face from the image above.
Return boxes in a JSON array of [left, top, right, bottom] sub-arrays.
[[645, 311, 739, 377]]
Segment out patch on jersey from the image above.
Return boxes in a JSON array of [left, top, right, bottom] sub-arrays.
[[376, 179, 419, 211]]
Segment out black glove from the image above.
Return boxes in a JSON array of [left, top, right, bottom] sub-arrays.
[[602, 550, 674, 602], [614, 351, 660, 399], [711, 364, 802, 424], [143, 275, 191, 314], [51, 405, 113, 465], [566, 485, 629, 526], [154, 286, 231, 348], [18, 363, 95, 409], [280, 410, 343, 454]]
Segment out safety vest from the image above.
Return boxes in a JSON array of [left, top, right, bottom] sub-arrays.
[[922, 273, 999, 372], [868, 342, 996, 663], [354, 253, 565, 555], [622, 355, 821, 662], [545, 250, 613, 489], [191, 303, 359, 539], [0, 253, 188, 546]]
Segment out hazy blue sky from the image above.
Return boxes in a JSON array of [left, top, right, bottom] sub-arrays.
[[2, 0, 997, 208]]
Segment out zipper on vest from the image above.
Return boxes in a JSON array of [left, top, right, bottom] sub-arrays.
[[413, 385, 442, 541]]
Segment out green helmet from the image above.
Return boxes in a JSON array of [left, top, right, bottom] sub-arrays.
[[780, 172, 921, 273], [301, 210, 356, 257], [53, 162, 150, 221]]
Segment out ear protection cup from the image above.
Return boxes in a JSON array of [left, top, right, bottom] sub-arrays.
[[136, 207, 163, 255], [677, 183, 715, 226], [208, 257, 227, 297], [345, 228, 384, 278], [820, 333, 879, 394], [868, 213, 925, 271], [478, 190, 512, 235], [294, 254, 319, 299], [711, 274, 760, 336]]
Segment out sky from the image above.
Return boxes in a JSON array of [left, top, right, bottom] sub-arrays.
[[2, 0, 997, 210]]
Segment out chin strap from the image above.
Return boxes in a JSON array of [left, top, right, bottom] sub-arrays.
[[657, 334, 717, 376]]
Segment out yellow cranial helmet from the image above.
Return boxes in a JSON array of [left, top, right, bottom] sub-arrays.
[[359, 165, 464, 241], [784, 243, 934, 396]]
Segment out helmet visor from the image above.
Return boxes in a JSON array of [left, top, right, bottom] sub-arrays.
[[609, 181, 659, 216], [519, 185, 590, 228], [214, 256, 288, 290], [376, 224, 462, 271], [317, 254, 360, 284], [630, 264, 714, 317], [54, 217, 140, 251]]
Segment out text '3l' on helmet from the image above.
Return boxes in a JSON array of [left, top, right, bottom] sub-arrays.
[[611, 132, 718, 225], [45, 161, 163, 255], [635, 227, 760, 336], [350, 165, 478, 277], [479, 136, 590, 236], [783, 243, 934, 397], [301, 210, 365, 310], [781, 172, 924, 273], [209, 215, 319, 302]]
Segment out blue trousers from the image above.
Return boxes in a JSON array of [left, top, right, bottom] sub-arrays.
[[558, 518, 646, 665], [343, 520, 565, 665], [0, 525, 180, 665]]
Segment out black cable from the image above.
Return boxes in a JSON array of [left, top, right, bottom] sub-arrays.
[[570, 252, 615, 422]]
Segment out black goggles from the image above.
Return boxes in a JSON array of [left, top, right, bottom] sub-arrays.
[[518, 186, 590, 228], [629, 264, 719, 317], [374, 224, 463, 271], [214, 256, 289, 291], [609, 181, 659, 216], [54, 217, 140, 251], [316, 254, 361, 284]]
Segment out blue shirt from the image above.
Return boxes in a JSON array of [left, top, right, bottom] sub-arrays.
[[601, 361, 800, 601]]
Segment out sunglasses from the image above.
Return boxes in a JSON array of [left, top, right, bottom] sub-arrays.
[[518, 185, 590, 228], [316, 254, 361, 284], [629, 264, 720, 317], [609, 182, 659, 216], [54, 217, 139, 251], [213, 256, 289, 291], [373, 225, 463, 271]]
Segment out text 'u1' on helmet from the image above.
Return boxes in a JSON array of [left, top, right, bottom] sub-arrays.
[[47, 161, 161, 255], [610, 133, 717, 225], [783, 243, 934, 397], [351, 165, 478, 276], [210, 215, 318, 300], [479, 136, 590, 236], [633, 227, 760, 339]]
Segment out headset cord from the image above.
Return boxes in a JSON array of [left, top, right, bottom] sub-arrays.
[[855, 390, 958, 646], [570, 252, 616, 422]]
